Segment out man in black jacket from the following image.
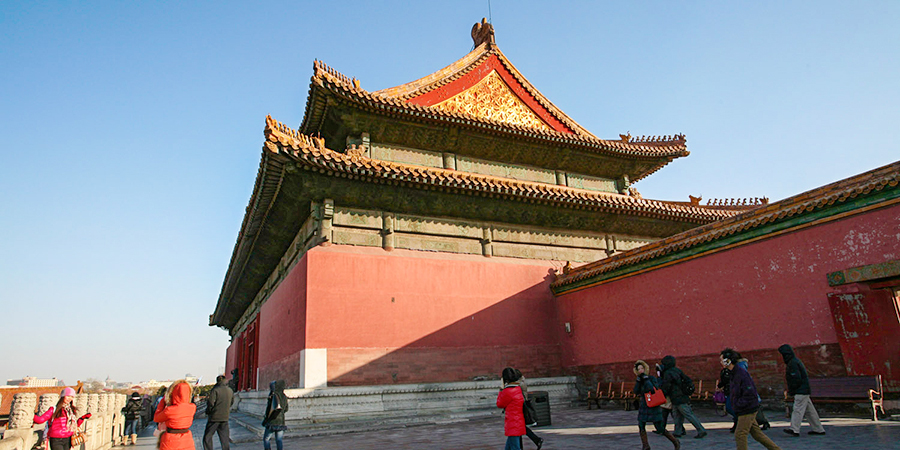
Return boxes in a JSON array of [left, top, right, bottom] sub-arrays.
[[721, 349, 782, 450], [660, 355, 707, 439], [778, 344, 825, 437], [204, 375, 234, 450]]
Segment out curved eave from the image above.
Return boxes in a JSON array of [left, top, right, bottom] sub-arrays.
[[276, 117, 727, 223], [210, 152, 286, 329]]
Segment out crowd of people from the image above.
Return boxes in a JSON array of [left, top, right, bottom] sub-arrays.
[[495, 343, 827, 450], [30, 341, 829, 450]]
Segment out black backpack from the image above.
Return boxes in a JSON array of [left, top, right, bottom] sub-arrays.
[[680, 372, 696, 396]]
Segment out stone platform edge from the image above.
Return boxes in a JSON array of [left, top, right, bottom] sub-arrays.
[[231, 376, 578, 436]]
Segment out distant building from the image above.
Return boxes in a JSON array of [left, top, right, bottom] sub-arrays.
[[6, 377, 61, 387], [136, 375, 200, 391]]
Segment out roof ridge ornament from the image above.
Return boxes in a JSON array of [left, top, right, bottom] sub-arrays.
[[471, 18, 496, 48], [313, 59, 360, 90], [628, 134, 687, 145]]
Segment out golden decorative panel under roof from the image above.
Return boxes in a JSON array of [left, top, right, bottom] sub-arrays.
[[431, 70, 552, 132]]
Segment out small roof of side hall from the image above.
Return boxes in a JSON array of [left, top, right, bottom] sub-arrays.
[[551, 160, 900, 295], [298, 19, 690, 182]]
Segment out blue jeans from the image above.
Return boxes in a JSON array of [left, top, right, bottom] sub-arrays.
[[504, 435, 522, 450], [262, 428, 283, 450], [124, 419, 140, 435]]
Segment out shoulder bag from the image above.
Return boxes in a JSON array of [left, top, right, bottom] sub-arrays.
[[70, 423, 87, 449], [520, 387, 537, 426]]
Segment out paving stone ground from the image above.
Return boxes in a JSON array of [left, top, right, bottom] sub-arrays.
[[130, 406, 900, 450]]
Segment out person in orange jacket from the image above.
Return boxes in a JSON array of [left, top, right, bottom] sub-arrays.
[[154, 380, 196, 450]]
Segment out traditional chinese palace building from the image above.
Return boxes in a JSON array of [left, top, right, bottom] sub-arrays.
[[211, 21, 900, 396]]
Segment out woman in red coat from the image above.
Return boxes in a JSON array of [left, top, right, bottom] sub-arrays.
[[496, 367, 525, 450], [154, 380, 196, 450]]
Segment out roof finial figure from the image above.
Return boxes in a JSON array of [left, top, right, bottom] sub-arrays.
[[471, 18, 496, 47]]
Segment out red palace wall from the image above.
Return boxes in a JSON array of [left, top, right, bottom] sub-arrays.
[[245, 245, 565, 388], [557, 203, 900, 393], [224, 341, 237, 381], [256, 256, 309, 386], [305, 245, 565, 386]]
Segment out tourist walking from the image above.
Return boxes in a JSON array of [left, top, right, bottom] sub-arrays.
[[778, 344, 826, 436], [496, 367, 526, 450], [154, 380, 197, 450], [152, 387, 167, 415], [204, 375, 234, 450], [659, 355, 707, 439], [717, 357, 737, 432], [508, 369, 543, 449], [122, 392, 144, 445], [735, 357, 771, 429], [262, 380, 289, 450], [721, 349, 782, 450], [633, 360, 680, 450], [654, 363, 673, 433], [33, 387, 92, 450], [141, 395, 153, 431]]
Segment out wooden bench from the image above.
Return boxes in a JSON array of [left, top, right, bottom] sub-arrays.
[[587, 379, 716, 411], [783, 375, 885, 421], [585, 381, 632, 409], [585, 381, 608, 409], [690, 380, 714, 401]]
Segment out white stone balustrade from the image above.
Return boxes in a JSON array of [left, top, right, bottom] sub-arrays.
[[38, 394, 59, 416], [7, 393, 36, 429], [1, 392, 132, 450]]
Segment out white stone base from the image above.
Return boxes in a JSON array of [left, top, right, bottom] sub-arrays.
[[236, 376, 578, 426], [299, 348, 327, 388]]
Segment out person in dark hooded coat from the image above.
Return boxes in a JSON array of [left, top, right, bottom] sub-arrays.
[[659, 355, 707, 439], [778, 344, 825, 436], [262, 380, 289, 450]]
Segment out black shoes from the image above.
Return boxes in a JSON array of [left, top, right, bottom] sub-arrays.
[[694, 431, 707, 439], [808, 431, 826, 435], [760, 423, 770, 430], [536, 437, 544, 449], [783, 429, 800, 437]]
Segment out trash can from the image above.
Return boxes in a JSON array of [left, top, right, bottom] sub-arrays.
[[529, 391, 551, 427]]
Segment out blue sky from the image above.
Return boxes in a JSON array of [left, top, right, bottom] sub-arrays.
[[1, 1, 898, 385]]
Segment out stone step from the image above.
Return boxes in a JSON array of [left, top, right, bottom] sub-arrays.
[[228, 408, 500, 441]]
